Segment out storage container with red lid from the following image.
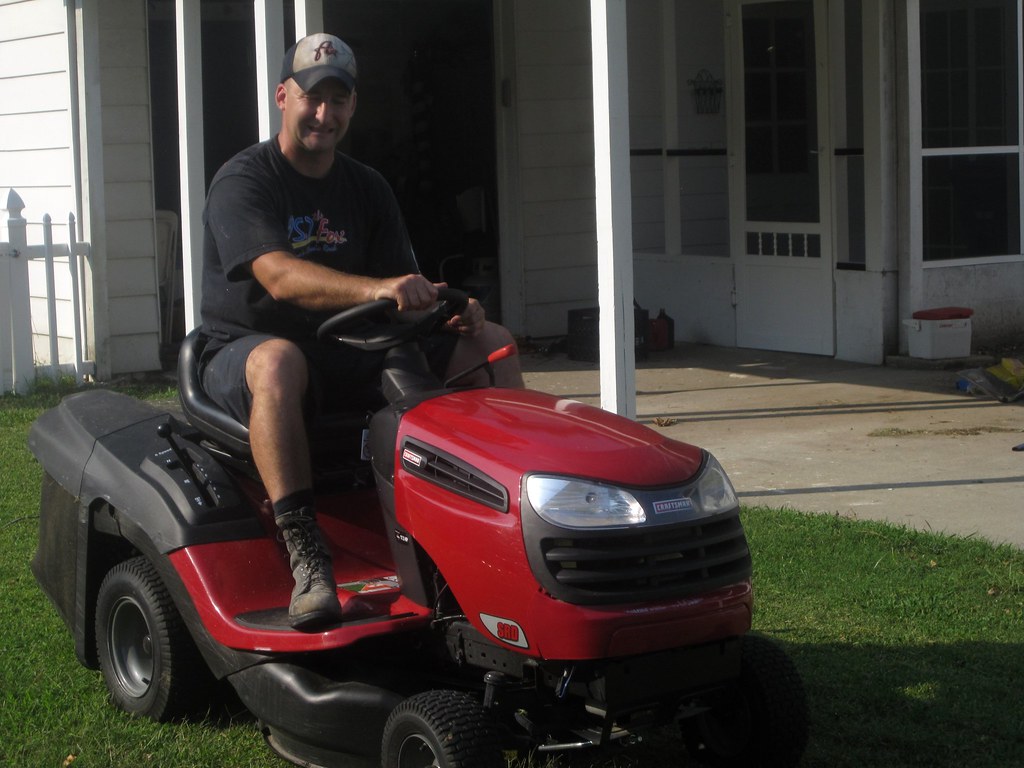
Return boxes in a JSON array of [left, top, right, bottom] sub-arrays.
[[903, 307, 973, 359]]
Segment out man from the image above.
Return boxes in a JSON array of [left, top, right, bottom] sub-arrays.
[[198, 32, 523, 630]]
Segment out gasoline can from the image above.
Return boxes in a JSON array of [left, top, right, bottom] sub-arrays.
[[648, 309, 675, 351]]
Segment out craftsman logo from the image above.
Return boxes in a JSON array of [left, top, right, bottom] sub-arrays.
[[654, 497, 694, 515], [402, 448, 425, 468], [479, 613, 529, 649]]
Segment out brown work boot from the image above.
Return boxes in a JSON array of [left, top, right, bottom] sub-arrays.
[[276, 509, 343, 630]]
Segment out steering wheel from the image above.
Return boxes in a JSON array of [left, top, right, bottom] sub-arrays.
[[315, 287, 469, 351]]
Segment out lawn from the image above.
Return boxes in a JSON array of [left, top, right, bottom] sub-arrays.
[[1, 384, 1022, 767]]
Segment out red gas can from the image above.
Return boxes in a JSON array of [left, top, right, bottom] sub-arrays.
[[648, 309, 675, 351]]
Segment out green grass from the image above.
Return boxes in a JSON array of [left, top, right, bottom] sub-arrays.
[[1, 384, 1022, 767]]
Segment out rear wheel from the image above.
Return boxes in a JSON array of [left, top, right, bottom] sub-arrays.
[[95, 556, 210, 721], [381, 689, 503, 768], [683, 634, 808, 768]]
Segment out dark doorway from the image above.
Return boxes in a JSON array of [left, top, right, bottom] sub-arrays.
[[325, 1, 500, 319]]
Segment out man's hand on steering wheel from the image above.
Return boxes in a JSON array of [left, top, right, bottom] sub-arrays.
[[316, 285, 471, 351], [373, 274, 485, 337], [444, 297, 486, 337], [373, 274, 441, 312]]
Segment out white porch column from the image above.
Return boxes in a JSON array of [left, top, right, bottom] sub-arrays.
[[294, 0, 325, 37], [177, 0, 205, 332], [258, 1, 325, 140], [590, 0, 636, 418], [255, 0, 286, 140], [904, 1, 925, 331]]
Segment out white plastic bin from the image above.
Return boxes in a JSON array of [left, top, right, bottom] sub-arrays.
[[903, 307, 973, 359]]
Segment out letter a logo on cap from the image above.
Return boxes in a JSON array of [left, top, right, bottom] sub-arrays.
[[313, 40, 338, 62], [281, 33, 358, 92]]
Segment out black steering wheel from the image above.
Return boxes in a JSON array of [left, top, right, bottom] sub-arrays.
[[316, 287, 469, 351]]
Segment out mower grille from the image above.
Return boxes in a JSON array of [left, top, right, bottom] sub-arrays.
[[401, 438, 509, 512], [526, 512, 751, 605]]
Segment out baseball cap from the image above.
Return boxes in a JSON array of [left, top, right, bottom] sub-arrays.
[[280, 33, 358, 92]]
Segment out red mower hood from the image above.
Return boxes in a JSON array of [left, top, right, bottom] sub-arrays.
[[402, 388, 705, 487]]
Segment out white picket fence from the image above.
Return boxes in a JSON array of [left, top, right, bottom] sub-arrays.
[[1, 189, 94, 394]]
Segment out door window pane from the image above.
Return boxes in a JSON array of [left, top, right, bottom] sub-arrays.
[[743, 1, 819, 222]]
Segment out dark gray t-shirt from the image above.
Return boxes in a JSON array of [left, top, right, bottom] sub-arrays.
[[200, 137, 418, 342]]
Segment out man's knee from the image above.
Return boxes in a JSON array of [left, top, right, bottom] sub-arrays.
[[485, 322, 521, 358], [451, 322, 523, 388], [246, 338, 309, 396]]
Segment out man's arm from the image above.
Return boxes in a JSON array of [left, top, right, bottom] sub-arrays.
[[251, 250, 440, 312]]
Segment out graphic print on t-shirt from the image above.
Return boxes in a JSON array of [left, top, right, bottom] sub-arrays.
[[288, 209, 348, 256]]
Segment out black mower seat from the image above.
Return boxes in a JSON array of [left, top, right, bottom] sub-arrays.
[[177, 329, 371, 461], [178, 329, 252, 456]]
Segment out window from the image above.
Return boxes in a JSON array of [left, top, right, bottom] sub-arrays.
[[919, 0, 1022, 260], [743, 2, 819, 223]]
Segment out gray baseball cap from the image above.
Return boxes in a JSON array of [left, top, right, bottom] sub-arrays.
[[280, 33, 357, 92]]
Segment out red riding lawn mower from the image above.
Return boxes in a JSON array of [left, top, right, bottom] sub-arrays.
[[29, 289, 808, 767]]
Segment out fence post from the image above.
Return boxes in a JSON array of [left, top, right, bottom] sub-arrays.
[[68, 213, 88, 379], [41, 214, 61, 380], [2, 189, 34, 394]]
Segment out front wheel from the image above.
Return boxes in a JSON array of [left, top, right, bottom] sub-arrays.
[[381, 689, 503, 768], [95, 556, 210, 721], [682, 634, 809, 768]]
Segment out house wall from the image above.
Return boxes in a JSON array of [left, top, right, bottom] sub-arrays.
[[835, 269, 895, 364], [0, 1, 77, 221], [512, 0, 599, 338], [96, 0, 161, 373], [920, 263, 1024, 351], [0, 0, 81, 373], [384, 0, 1023, 356], [0, 0, 161, 378], [631, 0, 736, 347], [509, 0, 735, 341]]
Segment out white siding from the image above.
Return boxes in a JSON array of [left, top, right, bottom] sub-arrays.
[[0, 1, 75, 224], [513, 0, 599, 337], [0, 0, 80, 373], [97, 0, 161, 373], [1, 0, 161, 378]]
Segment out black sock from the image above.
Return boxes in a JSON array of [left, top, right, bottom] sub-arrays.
[[273, 489, 315, 522]]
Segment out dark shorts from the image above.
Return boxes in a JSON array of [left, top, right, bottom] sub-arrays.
[[200, 333, 459, 427]]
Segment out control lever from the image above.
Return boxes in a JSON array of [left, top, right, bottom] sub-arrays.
[[445, 343, 518, 388], [157, 422, 216, 506]]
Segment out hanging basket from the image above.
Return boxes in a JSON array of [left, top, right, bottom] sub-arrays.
[[688, 69, 724, 115]]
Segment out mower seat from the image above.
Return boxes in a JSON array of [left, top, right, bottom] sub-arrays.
[[177, 329, 371, 465], [178, 329, 252, 456]]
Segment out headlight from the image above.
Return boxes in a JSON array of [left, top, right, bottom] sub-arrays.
[[526, 476, 646, 528], [688, 454, 738, 514], [526, 453, 737, 529]]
